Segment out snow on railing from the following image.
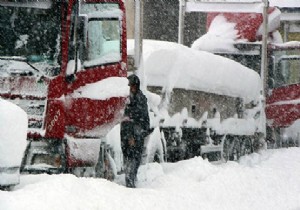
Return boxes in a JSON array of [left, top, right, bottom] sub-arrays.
[[269, 0, 300, 8], [184, 0, 265, 13]]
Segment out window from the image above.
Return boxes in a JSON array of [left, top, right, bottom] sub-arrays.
[[275, 58, 300, 87], [84, 19, 120, 67], [269, 49, 300, 88], [80, 3, 122, 67]]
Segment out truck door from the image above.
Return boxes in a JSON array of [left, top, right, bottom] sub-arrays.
[[63, 1, 127, 138], [266, 46, 300, 127]]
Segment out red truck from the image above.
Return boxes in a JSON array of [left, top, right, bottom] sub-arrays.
[[179, 0, 300, 148], [0, 0, 128, 177], [206, 10, 300, 147]]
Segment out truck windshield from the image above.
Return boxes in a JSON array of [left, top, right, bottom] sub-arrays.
[[271, 49, 300, 88], [0, 4, 61, 76], [80, 3, 122, 67]]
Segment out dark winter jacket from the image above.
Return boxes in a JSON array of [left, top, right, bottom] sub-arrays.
[[124, 89, 150, 135], [121, 89, 150, 157]]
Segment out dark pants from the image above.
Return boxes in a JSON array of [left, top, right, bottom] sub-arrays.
[[124, 147, 143, 188], [121, 121, 145, 188]]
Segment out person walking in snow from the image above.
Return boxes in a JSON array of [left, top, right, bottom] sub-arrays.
[[120, 74, 150, 188]]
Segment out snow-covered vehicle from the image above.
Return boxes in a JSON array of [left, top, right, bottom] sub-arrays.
[[0, 0, 128, 178], [128, 39, 265, 162], [179, 0, 300, 148], [0, 99, 27, 189]]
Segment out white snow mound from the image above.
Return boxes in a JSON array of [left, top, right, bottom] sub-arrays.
[[0, 99, 28, 167], [0, 99, 27, 186], [142, 41, 262, 103]]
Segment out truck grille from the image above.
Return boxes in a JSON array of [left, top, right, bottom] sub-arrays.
[[8, 98, 46, 130]]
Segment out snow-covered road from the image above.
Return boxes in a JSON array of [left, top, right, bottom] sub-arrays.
[[1, 148, 300, 210]]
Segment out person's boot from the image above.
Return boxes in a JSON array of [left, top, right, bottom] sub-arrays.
[[125, 161, 136, 188]]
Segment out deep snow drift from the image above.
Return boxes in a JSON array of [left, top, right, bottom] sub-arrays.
[[0, 99, 27, 186], [1, 148, 300, 210]]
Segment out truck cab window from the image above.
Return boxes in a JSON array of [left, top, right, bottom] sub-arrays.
[[272, 49, 300, 88], [85, 19, 120, 66], [276, 59, 300, 87], [80, 3, 122, 68]]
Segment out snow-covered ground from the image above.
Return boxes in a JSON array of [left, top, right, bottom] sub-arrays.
[[1, 148, 300, 210], [2, 39, 298, 210]]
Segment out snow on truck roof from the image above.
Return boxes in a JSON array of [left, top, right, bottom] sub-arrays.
[[184, 0, 300, 11], [185, 0, 265, 13], [269, 0, 300, 8], [127, 39, 262, 103]]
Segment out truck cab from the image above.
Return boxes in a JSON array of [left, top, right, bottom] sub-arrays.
[[0, 0, 128, 175]]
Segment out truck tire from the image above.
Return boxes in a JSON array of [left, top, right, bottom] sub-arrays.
[[223, 135, 241, 161], [240, 136, 253, 156]]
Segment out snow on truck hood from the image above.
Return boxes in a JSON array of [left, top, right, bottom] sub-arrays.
[[71, 77, 129, 100], [128, 39, 262, 103]]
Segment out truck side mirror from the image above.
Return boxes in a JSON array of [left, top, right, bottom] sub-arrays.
[[268, 78, 275, 89], [65, 59, 81, 83], [65, 14, 87, 83], [77, 14, 88, 61]]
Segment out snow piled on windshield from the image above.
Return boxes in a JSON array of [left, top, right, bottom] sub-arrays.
[[269, 0, 300, 7], [0, 60, 33, 77]]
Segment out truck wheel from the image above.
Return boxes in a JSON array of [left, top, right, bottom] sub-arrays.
[[0, 185, 14, 191], [230, 137, 241, 161], [222, 136, 231, 162], [223, 136, 240, 161], [240, 136, 253, 156]]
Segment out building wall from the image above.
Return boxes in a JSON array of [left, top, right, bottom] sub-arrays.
[[125, 0, 206, 46], [144, 0, 206, 46]]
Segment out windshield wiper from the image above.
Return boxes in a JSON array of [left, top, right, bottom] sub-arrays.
[[0, 56, 43, 75]]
